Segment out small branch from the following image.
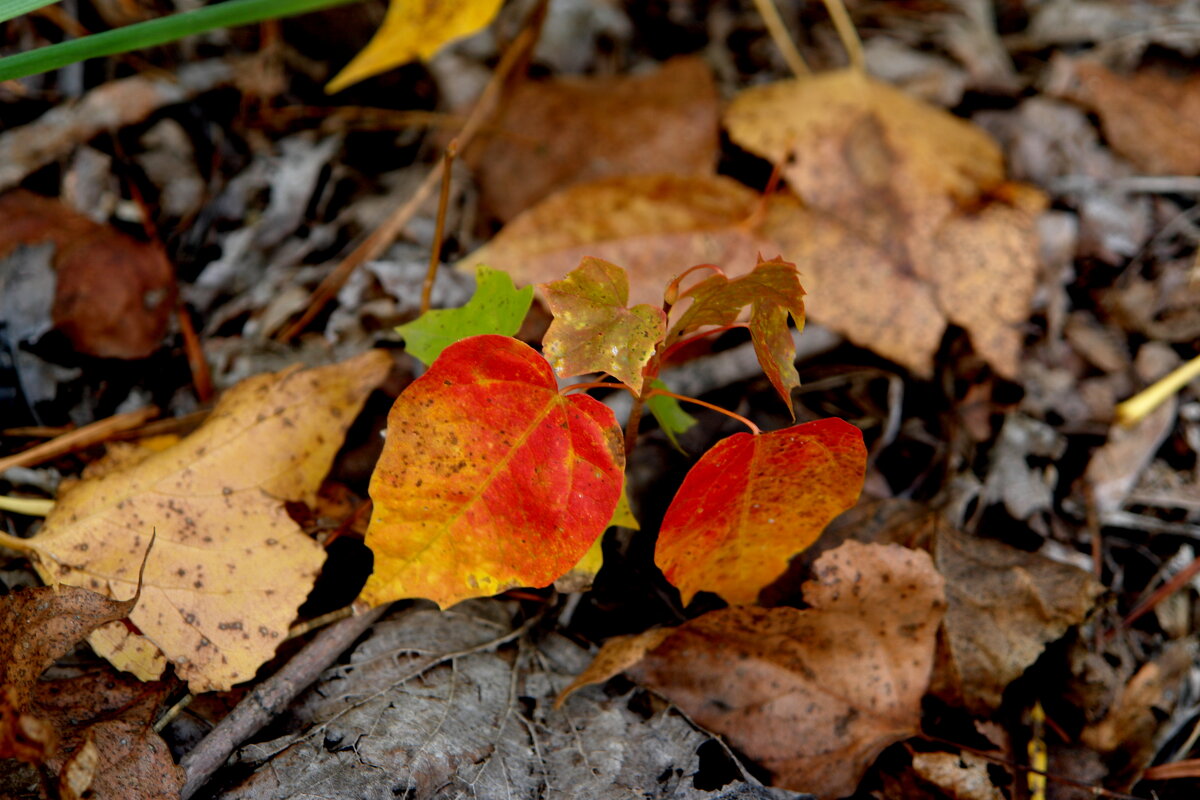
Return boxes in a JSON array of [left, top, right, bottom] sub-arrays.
[[419, 140, 459, 316], [623, 394, 647, 457], [821, 0, 865, 71], [0, 405, 159, 474], [0, 496, 54, 516], [749, 0, 809, 77], [645, 388, 761, 435], [179, 604, 390, 799]]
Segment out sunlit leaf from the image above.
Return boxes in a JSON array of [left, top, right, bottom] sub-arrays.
[[327, 0, 503, 93], [362, 335, 625, 609], [540, 257, 666, 393], [396, 265, 533, 366], [655, 418, 866, 605]]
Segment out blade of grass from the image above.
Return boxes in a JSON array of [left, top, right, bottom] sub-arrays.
[[0, 0, 59, 25], [0, 0, 366, 82]]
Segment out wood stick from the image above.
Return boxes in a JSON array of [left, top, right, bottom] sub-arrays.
[[0, 405, 158, 474]]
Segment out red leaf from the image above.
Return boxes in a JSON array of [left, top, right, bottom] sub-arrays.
[[655, 418, 866, 605], [362, 335, 625, 608]]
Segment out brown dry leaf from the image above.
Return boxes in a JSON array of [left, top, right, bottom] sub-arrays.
[[1056, 58, 1200, 175], [27, 350, 392, 692], [459, 174, 774, 308], [471, 56, 719, 222], [931, 524, 1103, 715], [729, 70, 1044, 378], [911, 752, 1006, 800], [0, 190, 176, 359], [0, 584, 183, 798], [565, 541, 945, 797]]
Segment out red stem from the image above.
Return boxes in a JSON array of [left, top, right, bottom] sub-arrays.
[[645, 388, 760, 435], [660, 322, 751, 363]]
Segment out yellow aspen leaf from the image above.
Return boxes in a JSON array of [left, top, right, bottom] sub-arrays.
[[326, 0, 504, 93], [27, 350, 392, 692], [362, 335, 624, 609]]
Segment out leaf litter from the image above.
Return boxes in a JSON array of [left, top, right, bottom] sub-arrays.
[[5, 2, 1200, 798]]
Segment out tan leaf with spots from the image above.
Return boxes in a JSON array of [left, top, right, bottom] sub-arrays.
[[28, 350, 393, 691]]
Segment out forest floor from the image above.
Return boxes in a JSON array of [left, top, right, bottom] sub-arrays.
[[2, 1, 1200, 799]]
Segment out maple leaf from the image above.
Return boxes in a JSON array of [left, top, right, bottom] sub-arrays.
[[26, 350, 392, 692], [540, 257, 667, 394], [396, 265, 534, 366], [668, 257, 806, 412], [362, 335, 625, 609], [460, 174, 774, 308], [655, 418, 866, 605], [326, 0, 503, 93], [561, 541, 947, 797]]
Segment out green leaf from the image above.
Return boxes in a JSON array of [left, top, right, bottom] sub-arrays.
[[646, 379, 698, 453], [396, 265, 533, 366], [0, 0, 59, 25], [539, 257, 667, 394]]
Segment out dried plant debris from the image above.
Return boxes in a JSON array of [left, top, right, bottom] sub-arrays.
[[218, 601, 796, 800]]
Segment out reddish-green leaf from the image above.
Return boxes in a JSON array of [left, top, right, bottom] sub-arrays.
[[361, 335, 625, 608], [655, 418, 866, 605], [669, 257, 806, 414], [540, 257, 667, 394]]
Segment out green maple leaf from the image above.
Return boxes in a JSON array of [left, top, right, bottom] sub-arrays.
[[667, 258, 806, 416], [539, 257, 667, 394], [396, 266, 533, 366]]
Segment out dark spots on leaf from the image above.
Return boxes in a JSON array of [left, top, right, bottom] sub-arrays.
[[74, 543, 88, 551], [184, 613, 197, 625], [177, 568, 187, 577], [194, 580, 204, 589], [218, 621, 244, 631], [222, 487, 233, 496], [266, 538, 278, 546]]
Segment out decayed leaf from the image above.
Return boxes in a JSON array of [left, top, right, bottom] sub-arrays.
[[471, 56, 719, 221], [728, 70, 1044, 378], [930, 524, 1103, 715], [725, 69, 1003, 238], [540, 257, 666, 393], [655, 418, 866, 605], [668, 257, 806, 411], [567, 542, 946, 796], [459, 174, 774, 308], [28, 350, 393, 691], [0, 585, 136, 763], [0, 584, 183, 798], [362, 335, 624, 609], [396, 265, 534, 366], [0, 190, 175, 359], [1055, 58, 1200, 175], [326, 0, 503, 93]]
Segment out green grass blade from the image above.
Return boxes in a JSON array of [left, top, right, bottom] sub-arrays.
[[0, 0, 366, 82], [0, 0, 60, 25]]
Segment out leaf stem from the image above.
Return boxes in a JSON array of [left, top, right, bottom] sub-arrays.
[[561, 381, 635, 396], [419, 140, 458, 316], [646, 388, 760, 435], [0, 0, 366, 82], [0, 529, 42, 556]]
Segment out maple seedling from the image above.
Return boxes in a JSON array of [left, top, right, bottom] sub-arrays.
[[362, 255, 867, 610]]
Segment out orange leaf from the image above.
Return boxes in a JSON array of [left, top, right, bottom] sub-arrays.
[[655, 418, 865, 605], [540, 257, 666, 394], [669, 257, 805, 412], [362, 335, 625, 608]]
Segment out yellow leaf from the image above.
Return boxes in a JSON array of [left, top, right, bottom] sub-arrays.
[[28, 350, 392, 692], [326, 0, 504, 93]]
